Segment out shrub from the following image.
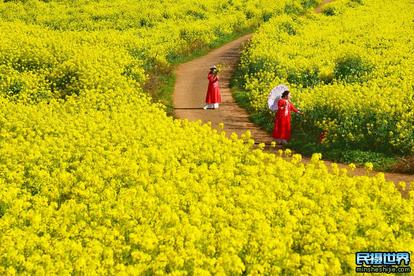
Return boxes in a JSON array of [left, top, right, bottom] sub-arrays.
[[333, 55, 372, 82], [287, 67, 320, 88], [323, 6, 337, 16], [7, 79, 24, 95]]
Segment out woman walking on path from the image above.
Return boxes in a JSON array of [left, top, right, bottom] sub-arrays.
[[272, 90, 302, 144], [203, 65, 221, 110]]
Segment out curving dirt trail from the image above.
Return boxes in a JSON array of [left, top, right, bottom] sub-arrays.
[[172, 1, 414, 188], [173, 34, 273, 142]]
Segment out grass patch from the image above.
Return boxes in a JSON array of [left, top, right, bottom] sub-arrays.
[[144, 72, 176, 115], [233, 90, 251, 110], [288, 132, 397, 171]]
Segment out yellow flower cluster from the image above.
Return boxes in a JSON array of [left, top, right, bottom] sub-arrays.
[[239, 0, 414, 154], [1, 89, 413, 275], [0, 93, 413, 274], [0, 0, 413, 274]]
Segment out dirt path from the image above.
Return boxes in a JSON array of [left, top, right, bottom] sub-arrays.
[[173, 34, 273, 143], [315, 0, 334, 13], [172, 2, 414, 187]]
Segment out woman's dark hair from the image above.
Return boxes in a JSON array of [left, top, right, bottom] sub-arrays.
[[282, 90, 290, 98]]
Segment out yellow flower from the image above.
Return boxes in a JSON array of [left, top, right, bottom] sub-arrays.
[[284, 149, 292, 157], [364, 162, 374, 172]]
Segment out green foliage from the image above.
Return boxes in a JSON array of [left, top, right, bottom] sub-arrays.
[[287, 67, 320, 88], [333, 54, 372, 82], [281, 21, 297, 35], [7, 80, 24, 95], [350, 0, 365, 5], [323, 6, 337, 16], [247, 58, 268, 75], [0, 201, 7, 218], [301, 0, 320, 9], [340, 150, 396, 169], [284, 0, 321, 14]]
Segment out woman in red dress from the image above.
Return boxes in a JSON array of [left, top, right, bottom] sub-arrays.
[[272, 90, 302, 144], [204, 65, 221, 110]]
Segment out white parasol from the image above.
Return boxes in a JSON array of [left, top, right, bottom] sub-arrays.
[[267, 84, 289, 111]]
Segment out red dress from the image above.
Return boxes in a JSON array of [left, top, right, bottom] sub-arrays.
[[272, 98, 299, 141], [205, 73, 221, 104]]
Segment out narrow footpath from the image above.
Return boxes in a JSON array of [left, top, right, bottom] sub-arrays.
[[173, 34, 274, 143], [172, 1, 414, 188]]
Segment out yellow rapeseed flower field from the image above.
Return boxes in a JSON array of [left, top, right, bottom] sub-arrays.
[[239, 0, 414, 155], [0, 0, 413, 274]]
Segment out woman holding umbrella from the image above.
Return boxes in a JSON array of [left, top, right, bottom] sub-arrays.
[[272, 90, 303, 144], [203, 65, 221, 110]]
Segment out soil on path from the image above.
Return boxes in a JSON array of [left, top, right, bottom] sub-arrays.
[[173, 33, 272, 142], [315, 0, 334, 13], [172, 2, 414, 188]]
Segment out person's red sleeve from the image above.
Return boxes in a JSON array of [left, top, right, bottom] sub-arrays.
[[208, 73, 218, 82], [290, 102, 299, 113]]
